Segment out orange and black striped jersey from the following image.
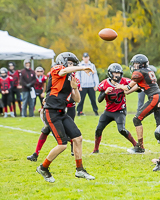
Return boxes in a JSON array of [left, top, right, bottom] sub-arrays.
[[131, 68, 160, 97], [44, 65, 72, 110]]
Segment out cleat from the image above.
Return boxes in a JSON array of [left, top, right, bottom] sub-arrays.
[[36, 164, 55, 183], [153, 161, 160, 172], [91, 150, 99, 154], [10, 112, 15, 117], [27, 152, 38, 162], [158, 140, 160, 144], [70, 143, 74, 156], [4, 112, 8, 118], [77, 112, 85, 116], [75, 168, 95, 180], [127, 143, 145, 154], [94, 111, 99, 116]]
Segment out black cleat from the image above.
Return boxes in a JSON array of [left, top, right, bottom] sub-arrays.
[[91, 150, 99, 154], [153, 161, 160, 172], [77, 112, 85, 116], [94, 111, 99, 116], [127, 143, 145, 154], [27, 152, 38, 162]]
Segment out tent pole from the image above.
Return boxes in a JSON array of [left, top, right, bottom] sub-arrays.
[[31, 58, 34, 70]]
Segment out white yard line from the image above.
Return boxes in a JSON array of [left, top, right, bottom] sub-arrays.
[[0, 124, 159, 153]]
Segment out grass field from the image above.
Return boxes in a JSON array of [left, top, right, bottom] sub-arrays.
[[0, 92, 160, 200]]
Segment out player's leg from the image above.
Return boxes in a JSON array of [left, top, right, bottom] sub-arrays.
[[67, 106, 76, 156], [27, 126, 50, 161], [92, 110, 113, 153], [11, 88, 16, 116], [2, 94, 8, 117], [114, 110, 137, 147], [63, 115, 95, 180], [133, 94, 159, 152], [28, 92, 35, 117], [7, 92, 14, 117], [22, 91, 29, 117], [88, 87, 98, 115], [77, 88, 87, 116], [137, 91, 145, 112], [36, 109, 68, 182], [15, 88, 22, 115]]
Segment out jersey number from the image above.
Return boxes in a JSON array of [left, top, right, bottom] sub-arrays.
[[148, 71, 157, 84], [108, 92, 124, 103]]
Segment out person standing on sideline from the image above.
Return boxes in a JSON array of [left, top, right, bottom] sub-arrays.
[[76, 53, 99, 116], [0, 67, 14, 118], [34, 66, 47, 112], [8, 62, 22, 116], [20, 59, 36, 117], [36, 52, 95, 183]]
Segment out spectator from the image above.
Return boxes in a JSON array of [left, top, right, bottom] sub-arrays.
[[8, 62, 22, 116], [34, 66, 47, 112], [0, 67, 14, 118], [76, 53, 99, 116], [20, 59, 36, 117]]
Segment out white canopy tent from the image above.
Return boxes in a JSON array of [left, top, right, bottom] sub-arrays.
[[0, 30, 55, 69]]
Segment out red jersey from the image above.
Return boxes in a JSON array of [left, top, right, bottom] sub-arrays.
[[34, 75, 47, 90], [8, 70, 20, 87], [98, 78, 131, 112], [0, 76, 13, 91]]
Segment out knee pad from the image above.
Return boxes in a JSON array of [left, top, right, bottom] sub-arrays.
[[119, 129, 129, 138], [95, 129, 102, 137], [133, 117, 142, 126], [41, 126, 50, 135], [155, 125, 160, 140]]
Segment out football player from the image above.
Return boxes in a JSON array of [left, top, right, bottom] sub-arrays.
[[8, 62, 22, 116], [0, 67, 14, 117], [92, 63, 137, 154], [35, 52, 95, 182], [34, 66, 47, 112], [27, 72, 80, 161], [115, 54, 160, 170]]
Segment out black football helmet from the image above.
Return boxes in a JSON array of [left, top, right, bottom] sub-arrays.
[[56, 52, 79, 67], [108, 63, 123, 82], [129, 54, 149, 72]]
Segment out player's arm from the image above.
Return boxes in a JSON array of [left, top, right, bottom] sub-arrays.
[[58, 66, 94, 77], [70, 76, 81, 103], [98, 87, 113, 103], [124, 84, 140, 95], [41, 82, 46, 98], [115, 80, 137, 91]]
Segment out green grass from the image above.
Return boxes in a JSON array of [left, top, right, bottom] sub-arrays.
[[0, 92, 160, 200]]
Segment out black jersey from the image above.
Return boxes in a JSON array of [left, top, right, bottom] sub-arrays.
[[44, 65, 72, 110], [131, 68, 160, 97]]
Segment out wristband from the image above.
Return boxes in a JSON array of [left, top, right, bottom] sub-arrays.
[[127, 85, 132, 90]]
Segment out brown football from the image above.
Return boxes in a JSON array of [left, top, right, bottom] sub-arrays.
[[98, 28, 118, 41]]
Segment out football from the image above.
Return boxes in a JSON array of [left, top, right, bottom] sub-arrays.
[[98, 28, 118, 41]]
